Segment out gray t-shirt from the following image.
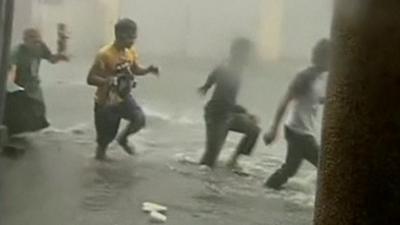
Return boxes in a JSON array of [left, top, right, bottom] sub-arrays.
[[203, 64, 246, 118]]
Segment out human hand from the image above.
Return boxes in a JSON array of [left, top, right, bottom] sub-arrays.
[[57, 54, 70, 62], [148, 65, 160, 76], [263, 128, 278, 146]]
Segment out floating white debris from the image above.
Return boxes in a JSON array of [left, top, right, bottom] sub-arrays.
[[149, 211, 167, 223], [142, 202, 168, 213]]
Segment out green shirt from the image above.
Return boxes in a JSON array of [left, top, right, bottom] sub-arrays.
[[10, 43, 52, 101]]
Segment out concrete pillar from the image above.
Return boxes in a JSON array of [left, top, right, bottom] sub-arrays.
[[0, 0, 15, 148], [258, 0, 284, 61], [315, 0, 400, 224]]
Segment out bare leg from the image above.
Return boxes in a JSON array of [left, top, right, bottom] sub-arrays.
[[117, 97, 146, 155]]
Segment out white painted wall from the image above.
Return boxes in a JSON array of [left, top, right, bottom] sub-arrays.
[[12, 0, 332, 60], [120, 0, 262, 60], [12, 0, 120, 57], [120, 0, 333, 61], [280, 0, 333, 60]]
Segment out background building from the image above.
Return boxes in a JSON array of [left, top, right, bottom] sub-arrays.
[[12, 0, 332, 61]]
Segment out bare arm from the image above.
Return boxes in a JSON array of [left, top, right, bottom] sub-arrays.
[[87, 56, 109, 87], [232, 105, 248, 114], [41, 42, 69, 64], [271, 91, 293, 133], [264, 69, 315, 145], [131, 62, 159, 76], [264, 86, 295, 145], [198, 69, 218, 95], [47, 54, 69, 64]]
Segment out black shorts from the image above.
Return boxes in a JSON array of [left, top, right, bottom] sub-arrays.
[[94, 96, 145, 146]]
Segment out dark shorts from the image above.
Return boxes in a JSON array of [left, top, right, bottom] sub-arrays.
[[205, 112, 260, 155], [200, 107, 261, 167], [94, 96, 145, 147], [4, 91, 49, 135]]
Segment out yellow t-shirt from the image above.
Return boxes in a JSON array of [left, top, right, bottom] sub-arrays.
[[93, 43, 139, 105]]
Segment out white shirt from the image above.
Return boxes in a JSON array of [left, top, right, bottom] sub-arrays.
[[286, 72, 328, 136]]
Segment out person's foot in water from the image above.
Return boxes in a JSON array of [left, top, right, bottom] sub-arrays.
[[95, 145, 108, 161], [226, 153, 241, 169], [264, 176, 286, 191], [117, 136, 135, 155], [264, 182, 285, 191]]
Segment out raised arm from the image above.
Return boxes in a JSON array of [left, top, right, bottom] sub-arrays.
[[41, 42, 68, 64]]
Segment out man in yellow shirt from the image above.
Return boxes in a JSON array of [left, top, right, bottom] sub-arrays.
[[87, 19, 159, 160]]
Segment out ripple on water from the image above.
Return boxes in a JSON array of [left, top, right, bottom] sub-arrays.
[[80, 160, 139, 212]]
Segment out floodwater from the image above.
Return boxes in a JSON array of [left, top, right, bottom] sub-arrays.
[[0, 56, 318, 225]]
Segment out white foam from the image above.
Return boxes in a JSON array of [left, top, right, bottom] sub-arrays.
[[143, 105, 202, 126], [40, 123, 91, 136], [143, 106, 172, 121]]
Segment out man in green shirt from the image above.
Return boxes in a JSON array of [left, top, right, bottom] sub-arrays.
[[6, 28, 68, 133]]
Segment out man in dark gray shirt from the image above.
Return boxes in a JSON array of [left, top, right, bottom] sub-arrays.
[[198, 38, 260, 168]]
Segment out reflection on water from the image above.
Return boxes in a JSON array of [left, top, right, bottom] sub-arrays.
[[80, 159, 144, 212], [0, 59, 316, 225]]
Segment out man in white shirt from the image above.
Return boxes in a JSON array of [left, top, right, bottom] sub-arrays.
[[263, 39, 330, 190]]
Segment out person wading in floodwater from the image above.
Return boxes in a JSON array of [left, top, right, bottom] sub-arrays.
[[87, 18, 159, 161], [5, 28, 69, 135], [263, 39, 330, 190], [198, 38, 261, 169]]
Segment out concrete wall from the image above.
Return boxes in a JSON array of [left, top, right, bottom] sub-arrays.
[[120, 0, 262, 60], [11, 0, 333, 60], [280, 0, 333, 60], [120, 0, 333, 61], [12, 0, 120, 57]]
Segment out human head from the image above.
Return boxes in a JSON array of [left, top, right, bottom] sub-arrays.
[[23, 28, 43, 54], [114, 18, 137, 49], [312, 38, 331, 70], [229, 38, 253, 68]]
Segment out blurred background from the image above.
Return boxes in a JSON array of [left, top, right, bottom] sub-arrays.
[[1, 1, 334, 224], [12, 0, 332, 61]]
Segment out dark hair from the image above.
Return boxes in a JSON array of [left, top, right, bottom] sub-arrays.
[[114, 18, 137, 36], [231, 38, 252, 55], [312, 38, 330, 66], [23, 28, 40, 40]]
